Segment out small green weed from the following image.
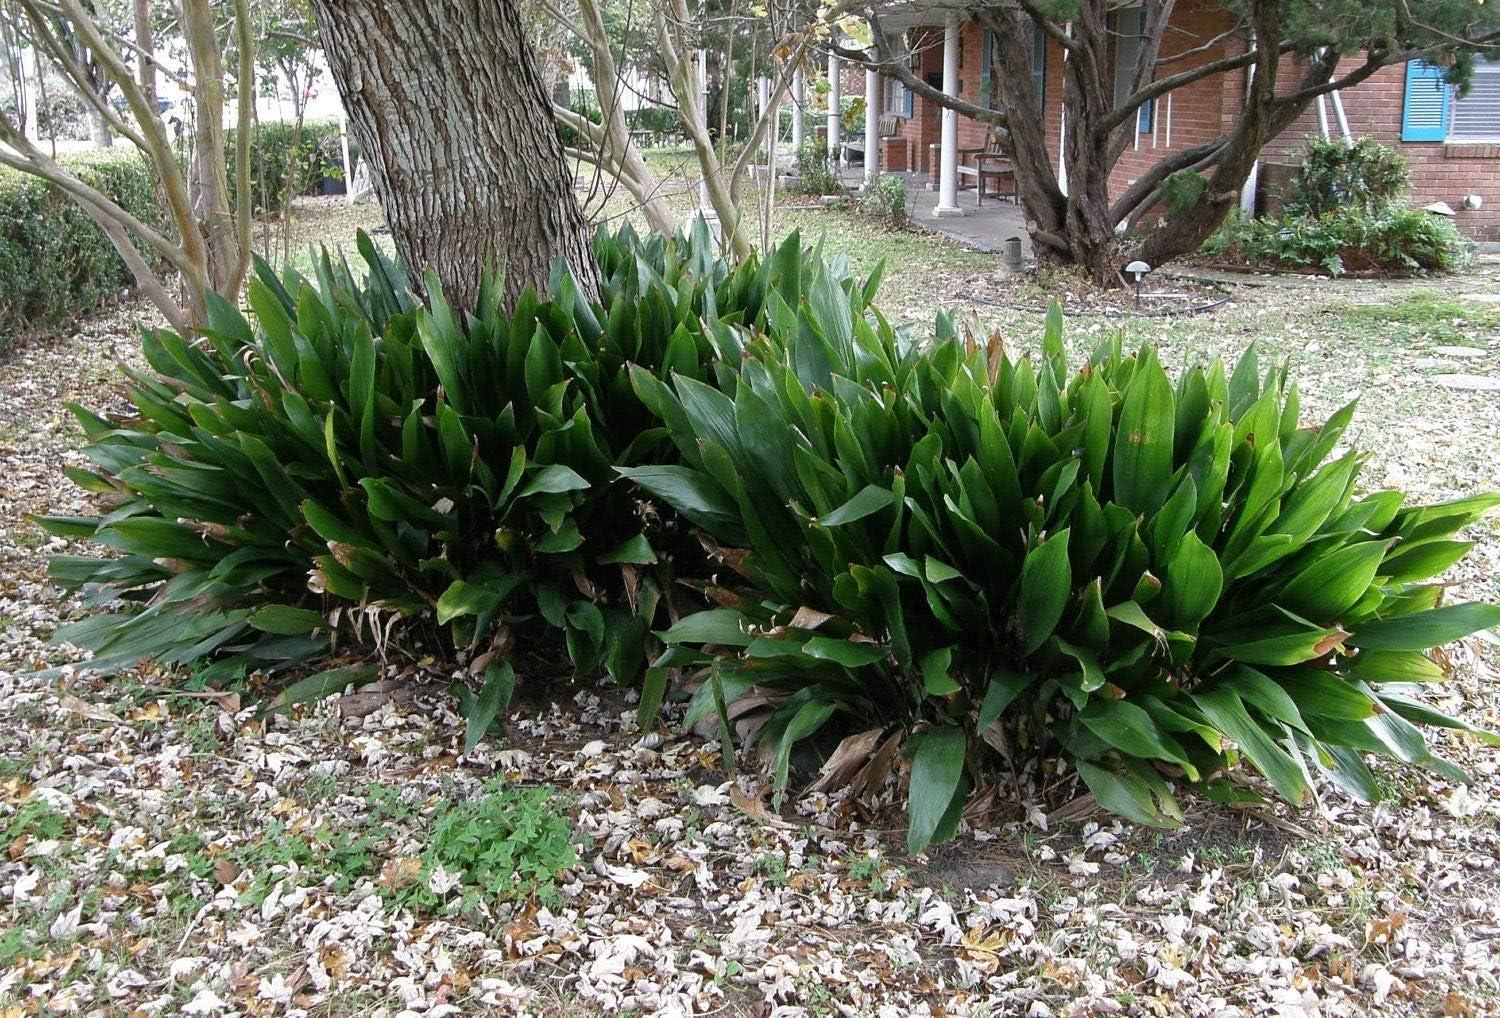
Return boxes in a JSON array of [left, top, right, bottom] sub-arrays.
[[846, 850, 895, 893], [3, 798, 69, 842], [232, 822, 379, 903], [1335, 290, 1500, 343], [394, 782, 577, 915]]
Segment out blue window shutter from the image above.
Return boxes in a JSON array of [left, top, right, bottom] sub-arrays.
[[1114, 7, 1151, 133], [904, 84, 914, 117], [1402, 60, 1450, 141]]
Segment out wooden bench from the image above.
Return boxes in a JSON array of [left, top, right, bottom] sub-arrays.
[[956, 128, 1016, 206]]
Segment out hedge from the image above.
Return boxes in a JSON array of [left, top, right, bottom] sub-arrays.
[[0, 124, 350, 356], [233, 120, 348, 213], [0, 150, 160, 355]]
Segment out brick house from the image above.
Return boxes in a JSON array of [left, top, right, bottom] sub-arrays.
[[831, 1, 1500, 240]]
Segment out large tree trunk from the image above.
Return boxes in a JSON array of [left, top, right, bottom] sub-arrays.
[[311, 0, 601, 310]]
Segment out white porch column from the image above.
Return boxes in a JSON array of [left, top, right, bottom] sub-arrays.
[[791, 66, 806, 150], [863, 63, 881, 189], [827, 52, 842, 169], [934, 14, 963, 217]]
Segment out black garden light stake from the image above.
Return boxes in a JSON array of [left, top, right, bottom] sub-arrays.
[[1125, 260, 1151, 311]]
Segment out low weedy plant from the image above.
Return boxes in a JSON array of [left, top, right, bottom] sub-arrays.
[[793, 140, 842, 196], [857, 176, 910, 230], [1204, 140, 1465, 277], [1204, 206, 1468, 277], [393, 782, 578, 915], [34, 222, 811, 744], [625, 301, 1500, 852]]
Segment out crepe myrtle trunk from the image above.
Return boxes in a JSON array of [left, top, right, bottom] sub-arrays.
[[310, 0, 601, 310]]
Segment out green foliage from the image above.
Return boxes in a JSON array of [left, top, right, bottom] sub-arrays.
[[37, 212, 1500, 846], [37, 224, 834, 746], [627, 284, 1500, 851], [1205, 136, 1459, 278], [0, 151, 160, 353], [395, 782, 577, 914], [1284, 138, 1410, 218], [856, 176, 909, 229], [37, 87, 91, 141], [3, 798, 69, 842], [1204, 205, 1468, 277], [231, 821, 378, 904], [793, 140, 840, 196], [232, 120, 346, 213], [627, 106, 681, 145], [1160, 170, 1208, 220]]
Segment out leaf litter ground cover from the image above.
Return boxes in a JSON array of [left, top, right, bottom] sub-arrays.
[[1, 199, 1499, 1015]]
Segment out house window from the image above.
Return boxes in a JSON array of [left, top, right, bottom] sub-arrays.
[[1113, 5, 1154, 133], [884, 36, 914, 118], [1402, 59, 1500, 142], [1450, 60, 1500, 141], [980, 22, 1046, 112]]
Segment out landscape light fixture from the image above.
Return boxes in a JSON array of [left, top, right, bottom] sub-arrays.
[[1124, 260, 1151, 310]]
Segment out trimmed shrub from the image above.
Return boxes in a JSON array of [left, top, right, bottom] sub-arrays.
[[1284, 138, 1410, 218], [626, 299, 1500, 851], [1203, 206, 1468, 277], [0, 151, 160, 353], [0, 125, 343, 354], [233, 120, 346, 212]]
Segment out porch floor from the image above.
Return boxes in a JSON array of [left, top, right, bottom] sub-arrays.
[[839, 168, 1031, 259]]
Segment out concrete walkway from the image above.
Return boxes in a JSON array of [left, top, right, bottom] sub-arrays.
[[837, 168, 1028, 257], [908, 187, 1029, 256]]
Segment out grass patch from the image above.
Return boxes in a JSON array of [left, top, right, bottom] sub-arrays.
[[1332, 289, 1500, 345]]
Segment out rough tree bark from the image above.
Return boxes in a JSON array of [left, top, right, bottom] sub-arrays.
[[311, 0, 601, 310]]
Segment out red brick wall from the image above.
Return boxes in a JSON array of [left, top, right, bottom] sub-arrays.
[[1107, 1, 1237, 197], [1261, 60, 1500, 240], [875, 4, 1500, 241]]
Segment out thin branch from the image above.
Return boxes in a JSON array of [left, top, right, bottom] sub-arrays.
[[729, 34, 811, 197], [19, 0, 192, 89], [1099, 42, 1298, 137], [1271, 48, 1411, 106], [17, 4, 146, 150], [53, 0, 205, 282], [232, 0, 253, 291], [1108, 134, 1230, 223], [835, 32, 1006, 129], [1155, 18, 1246, 67], [1016, 0, 1079, 52]]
